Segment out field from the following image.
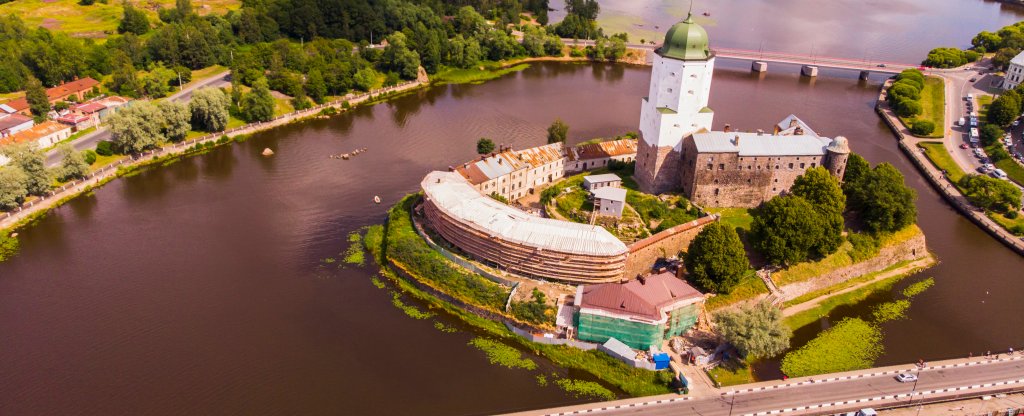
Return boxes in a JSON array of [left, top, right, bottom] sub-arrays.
[[918, 141, 967, 183], [899, 76, 944, 138], [994, 158, 1024, 186], [0, 0, 241, 37], [705, 207, 753, 231]]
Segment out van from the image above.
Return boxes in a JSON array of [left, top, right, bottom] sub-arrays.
[[958, 117, 966, 127], [971, 127, 980, 139], [967, 93, 974, 101]]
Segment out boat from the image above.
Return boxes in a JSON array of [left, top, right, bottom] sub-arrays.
[[703, 11, 710, 16], [342, 153, 350, 160], [373, 196, 381, 204], [262, 148, 274, 156]]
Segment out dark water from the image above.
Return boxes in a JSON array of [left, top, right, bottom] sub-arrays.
[[552, 0, 1024, 63], [5, 6, 1024, 411]]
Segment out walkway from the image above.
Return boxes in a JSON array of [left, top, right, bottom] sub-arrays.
[[508, 354, 1024, 416], [782, 256, 935, 317], [1, 78, 426, 232]]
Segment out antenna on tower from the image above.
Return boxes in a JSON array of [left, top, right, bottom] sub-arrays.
[[687, 0, 694, 18]]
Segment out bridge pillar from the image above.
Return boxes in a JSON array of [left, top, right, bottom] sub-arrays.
[[751, 61, 768, 73], [801, 65, 819, 77], [859, 70, 870, 80]]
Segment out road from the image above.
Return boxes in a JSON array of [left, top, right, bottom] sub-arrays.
[[43, 70, 232, 167], [511, 357, 1024, 416], [942, 63, 996, 175]]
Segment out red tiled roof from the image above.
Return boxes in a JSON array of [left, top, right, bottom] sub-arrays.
[[569, 138, 638, 161], [72, 102, 106, 113], [4, 98, 27, 111], [0, 114, 33, 131], [580, 272, 702, 321], [0, 121, 68, 146], [0, 77, 100, 111], [57, 113, 91, 124]]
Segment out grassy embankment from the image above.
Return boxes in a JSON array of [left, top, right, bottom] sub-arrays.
[[918, 141, 967, 183], [0, 0, 240, 36], [899, 76, 944, 138], [365, 195, 676, 397], [771, 225, 922, 287], [432, 62, 532, 85]]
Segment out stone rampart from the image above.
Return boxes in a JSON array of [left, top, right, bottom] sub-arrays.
[[622, 215, 718, 279]]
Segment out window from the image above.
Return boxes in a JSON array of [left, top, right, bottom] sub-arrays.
[[707, 164, 713, 170], [719, 163, 725, 170], [788, 163, 794, 169], [811, 162, 816, 168], [714, 188, 720, 196], [775, 164, 780, 169], [668, 88, 673, 93], [800, 163, 805, 168]]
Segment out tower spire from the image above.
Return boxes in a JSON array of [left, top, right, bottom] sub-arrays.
[[686, 0, 694, 20]]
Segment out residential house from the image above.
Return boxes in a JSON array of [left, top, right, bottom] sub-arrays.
[[454, 143, 566, 201], [592, 186, 626, 218], [566, 138, 638, 172], [0, 114, 35, 137], [582, 173, 622, 191], [2, 77, 101, 115], [0, 121, 72, 149], [575, 271, 704, 350]]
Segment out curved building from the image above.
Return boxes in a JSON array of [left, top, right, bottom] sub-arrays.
[[420, 171, 629, 283]]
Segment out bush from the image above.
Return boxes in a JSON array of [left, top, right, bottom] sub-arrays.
[[894, 97, 922, 118], [980, 124, 1005, 146], [846, 233, 881, 262], [910, 119, 935, 135], [83, 150, 97, 165], [510, 288, 555, 326], [95, 141, 114, 156]]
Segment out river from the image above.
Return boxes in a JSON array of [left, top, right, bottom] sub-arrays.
[[2, 3, 1024, 415]]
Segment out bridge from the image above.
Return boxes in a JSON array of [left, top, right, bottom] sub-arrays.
[[565, 39, 920, 77], [505, 354, 1024, 416]]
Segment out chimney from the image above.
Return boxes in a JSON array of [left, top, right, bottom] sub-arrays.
[[790, 118, 799, 128], [638, 275, 647, 285], [794, 126, 804, 135], [723, 124, 731, 133], [756, 129, 765, 136], [734, 135, 741, 146], [498, 157, 503, 165], [448, 165, 454, 172]]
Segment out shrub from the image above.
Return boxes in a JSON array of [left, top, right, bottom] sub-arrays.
[[95, 141, 114, 156], [894, 97, 922, 118], [980, 124, 1005, 146], [910, 119, 935, 135], [846, 232, 881, 262], [83, 150, 98, 165]]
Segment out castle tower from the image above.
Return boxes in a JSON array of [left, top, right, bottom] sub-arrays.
[[635, 13, 716, 194], [825, 136, 851, 180]]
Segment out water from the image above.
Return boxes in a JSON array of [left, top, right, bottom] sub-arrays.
[[551, 0, 1024, 63], [3, 3, 1024, 414]]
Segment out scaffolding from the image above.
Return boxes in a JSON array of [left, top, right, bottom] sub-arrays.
[[577, 303, 701, 350]]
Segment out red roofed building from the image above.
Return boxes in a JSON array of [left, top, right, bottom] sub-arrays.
[[575, 271, 704, 349], [566, 138, 638, 172], [0, 121, 71, 149], [0, 114, 35, 137], [2, 77, 100, 116], [56, 113, 95, 131]]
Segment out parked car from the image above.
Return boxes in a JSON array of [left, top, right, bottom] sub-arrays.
[[980, 157, 991, 164], [970, 77, 978, 82], [1013, 120, 1020, 127], [895, 373, 918, 383], [992, 169, 1009, 180], [978, 166, 991, 173], [960, 143, 970, 149], [877, 63, 887, 68], [985, 163, 996, 171]]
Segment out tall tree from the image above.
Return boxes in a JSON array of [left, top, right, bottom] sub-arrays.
[[751, 195, 824, 266], [547, 118, 568, 143], [108, 101, 165, 153], [4, 143, 50, 196], [847, 163, 917, 234], [118, 2, 151, 35], [958, 174, 1023, 213], [239, 77, 275, 122], [684, 222, 750, 293], [714, 302, 791, 359], [304, 69, 327, 104], [56, 144, 89, 181], [790, 167, 845, 257], [189, 87, 231, 132], [476, 137, 495, 154], [0, 165, 28, 210], [24, 75, 50, 121], [158, 101, 191, 142]]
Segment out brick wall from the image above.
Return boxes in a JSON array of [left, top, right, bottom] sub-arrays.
[[622, 216, 718, 279]]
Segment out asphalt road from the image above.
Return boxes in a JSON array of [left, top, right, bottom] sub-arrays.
[[43, 70, 232, 167], [523, 359, 1024, 416]]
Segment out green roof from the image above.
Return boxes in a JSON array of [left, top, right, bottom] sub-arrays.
[[657, 13, 711, 61], [657, 107, 677, 114]]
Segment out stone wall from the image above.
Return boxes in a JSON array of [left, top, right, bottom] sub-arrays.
[[777, 228, 929, 302], [635, 139, 682, 195], [622, 216, 718, 279]]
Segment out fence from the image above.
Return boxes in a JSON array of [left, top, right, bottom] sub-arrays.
[[1, 79, 424, 231]]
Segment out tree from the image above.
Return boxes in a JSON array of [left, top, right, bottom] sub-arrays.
[[3, 143, 50, 196], [109, 51, 142, 98], [291, 89, 312, 110], [848, 163, 917, 234], [922, 47, 967, 68], [118, 2, 150, 35], [305, 69, 327, 104], [158, 101, 190, 142], [24, 76, 49, 121], [143, 64, 176, 98], [56, 144, 89, 181], [790, 167, 845, 257], [0, 165, 28, 210], [988, 93, 1022, 127], [239, 77, 275, 122], [476, 137, 495, 154], [980, 123, 1005, 146], [382, 32, 421, 80], [893, 97, 921, 118], [888, 82, 920, 101], [684, 222, 750, 293], [189, 87, 230, 132], [547, 118, 568, 143], [841, 153, 871, 195], [750, 195, 824, 265], [910, 119, 935, 136], [714, 302, 791, 359], [959, 174, 1023, 213], [108, 101, 165, 153]]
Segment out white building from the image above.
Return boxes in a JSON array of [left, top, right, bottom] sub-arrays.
[[583, 173, 622, 191], [635, 12, 716, 194], [592, 187, 626, 218], [1004, 51, 1024, 90]]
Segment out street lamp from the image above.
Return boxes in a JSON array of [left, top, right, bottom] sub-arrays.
[[907, 364, 923, 405]]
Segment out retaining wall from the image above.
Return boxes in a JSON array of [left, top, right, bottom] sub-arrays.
[[622, 215, 718, 278]]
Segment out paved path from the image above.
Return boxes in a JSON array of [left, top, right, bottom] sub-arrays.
[[43, 70, 232, 167], [782, 255, 935, 317], [508, 355, 1024, 416]]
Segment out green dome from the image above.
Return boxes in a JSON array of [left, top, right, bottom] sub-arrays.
[[657, 13, 711, 61]]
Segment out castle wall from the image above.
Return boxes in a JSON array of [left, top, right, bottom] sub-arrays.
[[680, 139, 831, 208], [622, 216, 718, 278], [635, 139, 683, 195]]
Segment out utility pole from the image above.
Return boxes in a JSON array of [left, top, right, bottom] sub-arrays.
[[177, 71, 183, 92]]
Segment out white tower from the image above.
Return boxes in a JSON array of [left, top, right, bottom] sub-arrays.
[[635, 13, 715, 194]]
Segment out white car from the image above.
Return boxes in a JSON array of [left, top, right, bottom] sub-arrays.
[[895, 373, 918, 383]]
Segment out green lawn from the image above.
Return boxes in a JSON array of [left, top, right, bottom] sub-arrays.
[[783, 262, 914, 330], [772, 225, 921, 287], [705, 273, 769, 311], [0, 0, 240, 37], [431, 62, 531, 85], [706, 207, 754, 231], [994, 158, 1024, 186], [899, 76, 944, 138], [918, 142, 967, 183], [987, 212, 1024, 235], [706, 360, 755, 387], [978, 95, 993, 120]]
